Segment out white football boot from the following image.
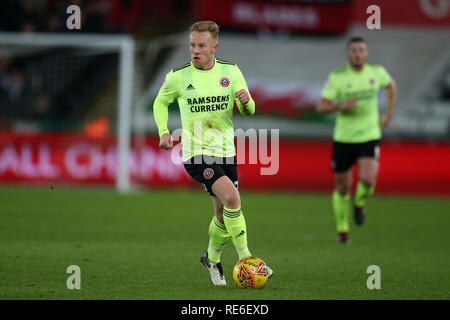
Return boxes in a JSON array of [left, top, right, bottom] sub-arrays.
[[200, 251, 226, 286], [266, 265, 274, 279]]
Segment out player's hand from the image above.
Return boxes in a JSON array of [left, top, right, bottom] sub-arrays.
[[340, 98, 357, 110], [235, 89, 250, 105], [159, 133, 173, 150], [380, 114, 392, 128]]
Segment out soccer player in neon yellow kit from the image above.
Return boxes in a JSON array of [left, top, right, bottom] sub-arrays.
[[317, 37, 397, 244], [153, 21, 273, 285]]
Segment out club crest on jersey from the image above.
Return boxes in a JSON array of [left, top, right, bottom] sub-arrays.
[[220, 77, 230, 88], [203, 168, 214, 179], [369, 78, 375, 85]]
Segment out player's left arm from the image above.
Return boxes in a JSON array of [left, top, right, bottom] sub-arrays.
[[377, 65, 396, 127], [233, 66, 255, 116], [380, 77, 397, 128]]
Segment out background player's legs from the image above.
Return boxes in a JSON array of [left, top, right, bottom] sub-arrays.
[[354, 157, 378, 223], [206, 196, 231, 263], [333, 169, 352, 240], [211, 176, 251, 260]]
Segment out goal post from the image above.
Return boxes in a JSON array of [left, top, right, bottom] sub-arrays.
[[0, 32, 135, 193]]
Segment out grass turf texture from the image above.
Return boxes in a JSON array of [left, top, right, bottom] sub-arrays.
[[0, 186, 449, 300]]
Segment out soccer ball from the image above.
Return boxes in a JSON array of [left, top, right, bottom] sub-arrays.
[[232, 257, 269, 289]]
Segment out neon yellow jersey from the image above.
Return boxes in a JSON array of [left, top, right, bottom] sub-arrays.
[[153, 58, 255, 161], [321, 63, 391, 143]]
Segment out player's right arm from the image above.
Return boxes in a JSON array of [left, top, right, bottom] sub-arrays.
[[316, 97, 357, 113], [316, 72, 356, 113], [153, 70, 179, 149]]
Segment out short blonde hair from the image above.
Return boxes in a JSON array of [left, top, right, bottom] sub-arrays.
[[190, 21, 219, 41]]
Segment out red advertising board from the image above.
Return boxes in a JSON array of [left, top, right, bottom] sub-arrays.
[[352, 0, 450, 28], [0, 133, 191, 187], [191, 0, 351, 34], [1, 133, 449, 196], [191, 0, 450, 33]]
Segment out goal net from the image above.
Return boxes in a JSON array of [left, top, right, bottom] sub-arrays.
[[0, 32, 134, 192]]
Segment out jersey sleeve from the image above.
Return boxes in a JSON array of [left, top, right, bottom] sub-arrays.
[[233, 65, 255, 116], [153, 70, 179, 137], [320, 72, 339, 101], [377, 65, 391, 88]]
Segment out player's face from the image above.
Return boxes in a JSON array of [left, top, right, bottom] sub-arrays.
[[190, 31, 218, 70], [346, 41, 369, 69]]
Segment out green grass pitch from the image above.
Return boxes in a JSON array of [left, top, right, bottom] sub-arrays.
[[0, 186, 449, 299]]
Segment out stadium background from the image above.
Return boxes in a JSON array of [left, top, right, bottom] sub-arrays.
[[0, 0, 449, 195], [0, 0, 449, 300]]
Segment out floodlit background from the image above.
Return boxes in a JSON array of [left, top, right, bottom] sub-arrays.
[[0, 0, 449, 194], [0, 0, 449, 300]]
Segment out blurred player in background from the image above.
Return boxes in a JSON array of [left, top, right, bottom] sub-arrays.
[[316, 37, 397, 244], [153, 21, 273, 285]]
